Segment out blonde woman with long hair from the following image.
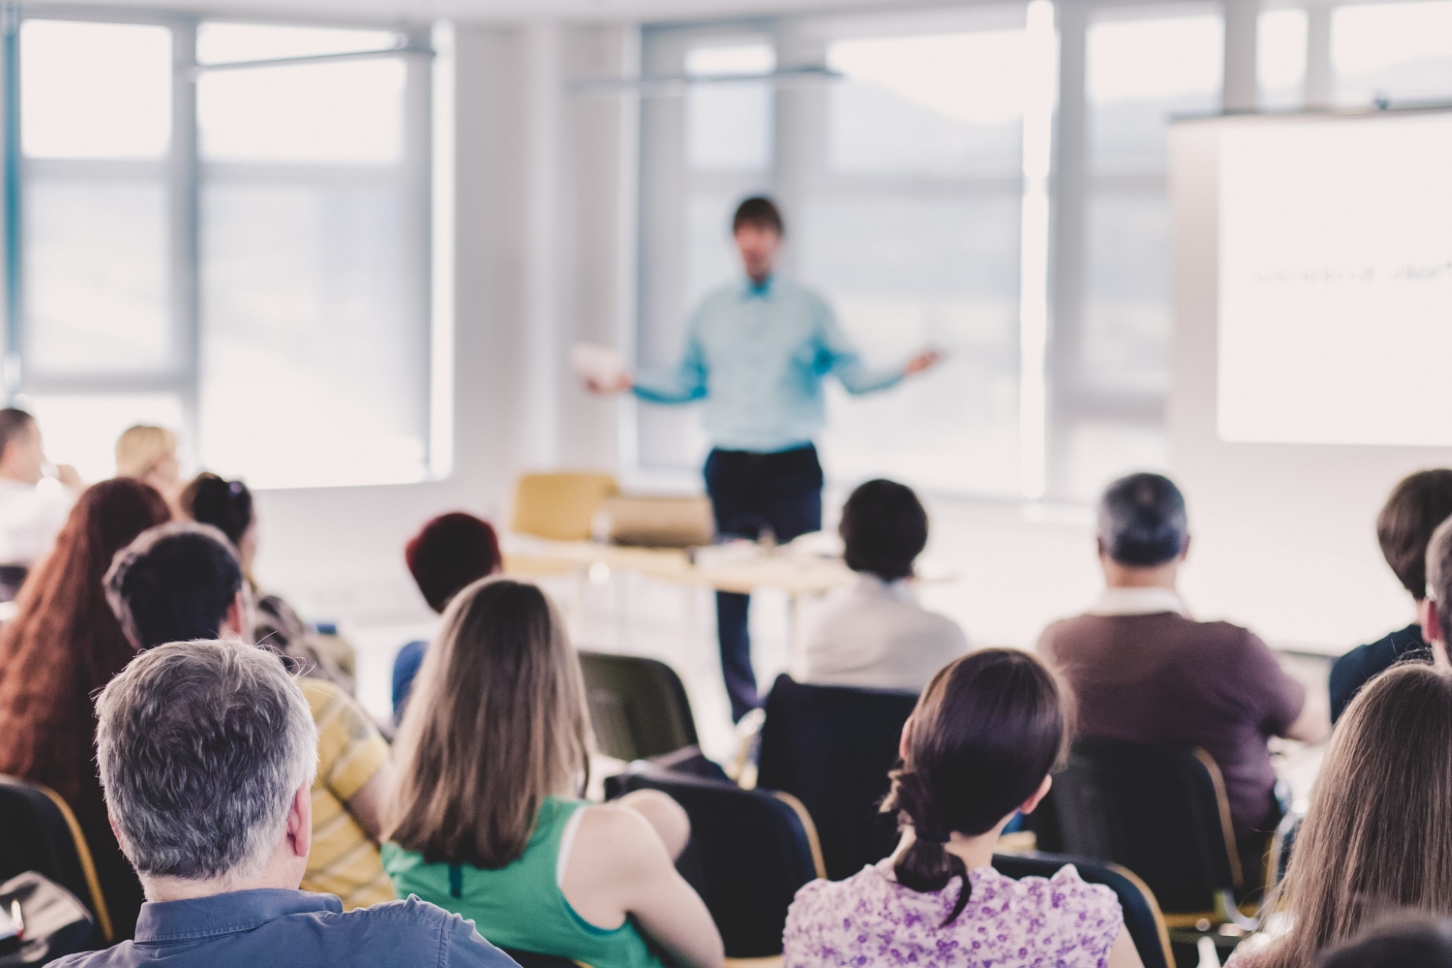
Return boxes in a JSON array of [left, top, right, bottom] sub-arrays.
[[384, 577, 723, 968], [1227, 663, 1452, 968]]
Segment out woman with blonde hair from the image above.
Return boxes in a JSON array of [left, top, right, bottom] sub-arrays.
[[1227, 663, 1452, 968], [383, 577, 723, 968], [115, 425, 180, 504]]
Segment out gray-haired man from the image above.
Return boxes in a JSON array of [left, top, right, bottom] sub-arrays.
[[52, 640, 515, 968]]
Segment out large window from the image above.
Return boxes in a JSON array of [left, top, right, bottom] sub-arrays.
[[8, 14, 438, 487]]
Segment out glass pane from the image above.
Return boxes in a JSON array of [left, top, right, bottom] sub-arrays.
[[200, 180, 427, 489], [24, 393, 184, 483], [803, 192, 1022, 496], [685, 45, 774, 171], [197, 22, 399, 65], [1087, 14, 1222, 173], [21, 20, 171, 160], [198, 59, 406, 164], [1259, 9, 1307, 110], [827, 30, 1026, 176], [1082, 192, 1171, 393], [1062, 420, 1168, 502], [1333, 1, 1452, 106], [24, 179, 171, 373]]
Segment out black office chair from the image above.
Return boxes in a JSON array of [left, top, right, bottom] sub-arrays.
[[501, 950, 591, 968], [612, 764, 825, 958], [756, 674, 918, 881], [0, 775, 111, 945], [578, 652, 699, 763], [1027, 737, 1253, 930], [1265, 810, 1302, 897], [993, 850, 1174, 968]]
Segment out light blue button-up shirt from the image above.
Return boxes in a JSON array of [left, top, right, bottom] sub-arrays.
[[633, 277, 905, 453]]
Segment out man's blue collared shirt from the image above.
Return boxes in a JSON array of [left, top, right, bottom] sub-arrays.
[[632, 277, 904, 453], [50, 890, 516, 968]]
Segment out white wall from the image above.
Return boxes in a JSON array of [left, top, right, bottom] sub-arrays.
[[250, 22, 634, 628], [1166, 119, 1436, 655]]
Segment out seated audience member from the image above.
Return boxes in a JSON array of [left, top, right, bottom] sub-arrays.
[[105, 523, 397, 910], [1037, 472, 1328, 849], [0, 408, 83, 582], [783, 649, 1142, 968], [181, 472, 354, 692], [0, 479, 169, 938], [51, 640, 512, 968], [1421, 517, 1452, 669], [800, 479, 968, 691], [1328, 469, 1452, 721], [1225, 664, 1452, 968], [115, 425, 182, 509], [384, 578, 724, 968], [392, 511, 502, 722], [1316, 917, 1452, 968]]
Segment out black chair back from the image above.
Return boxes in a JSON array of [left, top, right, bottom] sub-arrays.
[[1266, 810, 1302, 896], [502, 949, 590, 968], [578, 652, 699, 762], [993, 850, 1174, 968], [614, 766, 824, 958], [0, 775, 110, 944], [756, 674, 918, 881], [1028, 737, 1241, 918]]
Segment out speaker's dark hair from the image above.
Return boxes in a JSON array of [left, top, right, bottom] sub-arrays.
[[882, 649, 1069, 925]]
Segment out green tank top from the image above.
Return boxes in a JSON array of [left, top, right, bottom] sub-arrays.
[[382, 797, 666, 968]]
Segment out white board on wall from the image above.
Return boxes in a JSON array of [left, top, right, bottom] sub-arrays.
[[1217, 112, 1452, 446]]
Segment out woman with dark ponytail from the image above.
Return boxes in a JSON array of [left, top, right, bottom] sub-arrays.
[[783, 649, 1142, 968]]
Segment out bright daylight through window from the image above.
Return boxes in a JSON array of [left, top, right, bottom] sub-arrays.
[[10, 16, 437, 488]]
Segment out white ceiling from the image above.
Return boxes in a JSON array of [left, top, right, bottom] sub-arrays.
[[30, 0, 918, 25]]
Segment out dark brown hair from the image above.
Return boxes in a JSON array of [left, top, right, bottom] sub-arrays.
[[405, 512, 502, 613], [180, 472, 254, 549], [882, 649, 1069, 925], [732, 195, 783, 236], [387, 578, 590, 868], [1255, 664, 1452, 968], [1377, 470, 1452, 599], [840, 479, 928, 582], [0, 408, 34, 461]]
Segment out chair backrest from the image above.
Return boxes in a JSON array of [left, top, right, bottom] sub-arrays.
[[0, 775, 112, 944], [578, 652, 699, 762], [1029, 737, 1240, 917], [1266, 810, 1302, 897], [615, 767, 825, 958], [756, 674, 918, 880], [502, 949, 591, 968], [511, 472, 619, 542], [992, 850, 1174, 968]]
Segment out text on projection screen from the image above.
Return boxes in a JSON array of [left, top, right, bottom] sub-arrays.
[[1218, 113, 1452, 446]]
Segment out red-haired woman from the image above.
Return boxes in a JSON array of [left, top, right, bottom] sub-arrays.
[[0, 478, 170, 939]]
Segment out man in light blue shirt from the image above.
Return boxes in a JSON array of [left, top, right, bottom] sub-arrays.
[[592, 197, 937, 719]]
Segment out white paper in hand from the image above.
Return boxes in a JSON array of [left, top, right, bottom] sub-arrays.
[[571, 343, 625, 386]]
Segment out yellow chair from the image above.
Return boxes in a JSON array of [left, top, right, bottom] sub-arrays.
[[511, 472, 619, 542]]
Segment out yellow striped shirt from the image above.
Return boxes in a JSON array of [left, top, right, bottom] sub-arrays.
[[299, 679, 396, 910]]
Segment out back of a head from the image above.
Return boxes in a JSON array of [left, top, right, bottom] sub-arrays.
[[115, 425, 178, 479], [1317, 916, 1452, 968], [1378, 470, 1452, 600], [389, 577, 589, 868], [95, 639, 317, 881], [733, 195, 784, 235], [105, 523, 244, 650], [405, 512, 503, 613], [2, 478, 170, 681], [180, 472, 253, 549], [0, 408, 34, 462], [1270, 665, 1452, 967], [840, 479, 928, 582], [885, 649, 1068, 924], [1098, 472, 1188, 567]]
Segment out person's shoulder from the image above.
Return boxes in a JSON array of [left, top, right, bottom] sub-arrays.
[[48, 949, 130, 968], [574, 800, 665, 867], [992, 864, 1121, 924], [342, 897, 514, 965]]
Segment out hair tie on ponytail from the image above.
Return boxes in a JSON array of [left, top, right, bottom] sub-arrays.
[[914, 823, 951, 845]]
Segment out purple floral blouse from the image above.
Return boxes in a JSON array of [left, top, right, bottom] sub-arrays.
[[783, 860, 1124, 968]]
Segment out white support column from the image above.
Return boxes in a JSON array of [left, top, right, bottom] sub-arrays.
[[1305, 2, 1332, 108]]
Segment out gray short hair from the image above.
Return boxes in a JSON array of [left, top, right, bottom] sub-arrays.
[[95, 640, 318, 881], [1426, 518, 1452, 642]]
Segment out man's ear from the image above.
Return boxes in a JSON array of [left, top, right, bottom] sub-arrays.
[[898, 717, 913, 765], [108, 811, 127, 853], [1019, 775, 1053, 816], [223, 590, 248, 639], [1180, 534, 1192, 562], [287, 783, 311, 860]]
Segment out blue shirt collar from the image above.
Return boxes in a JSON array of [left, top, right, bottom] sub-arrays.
[[134, 889, 342, 943], [742, 274, 774, 299]]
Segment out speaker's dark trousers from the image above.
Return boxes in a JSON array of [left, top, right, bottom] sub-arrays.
[[703, 444, 824, 722]]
